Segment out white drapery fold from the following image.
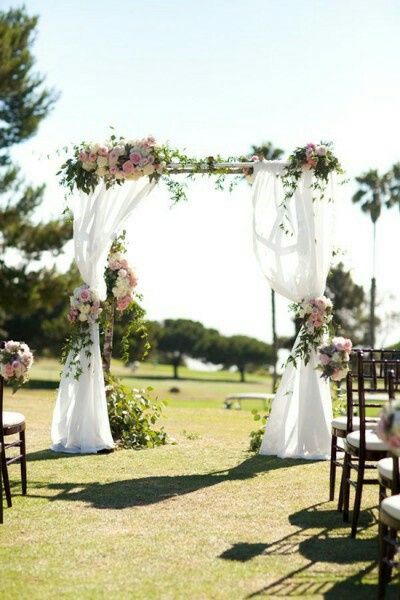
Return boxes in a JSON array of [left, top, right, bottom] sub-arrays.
[[51, 179, 155, 454], [252, 161, 336, 460]]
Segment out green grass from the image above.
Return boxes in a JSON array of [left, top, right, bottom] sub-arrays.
[[0, 361, 398, 599]]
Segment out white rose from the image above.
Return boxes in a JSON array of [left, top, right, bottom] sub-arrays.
[[78, 313, 88, 322], [97, 156, 108, 167], [82, 162, 96, 172], [143, 164, 155, 176], [80, 304, 91, 314], [332, 352, 342, 363], [90, 143, 100, 153]]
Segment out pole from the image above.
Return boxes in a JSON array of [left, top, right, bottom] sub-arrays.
[[271, 289, 278, 392], [102, 302, 115, 376], [370, 222, 376, 348]]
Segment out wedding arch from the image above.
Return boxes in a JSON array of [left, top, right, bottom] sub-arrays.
[[51, 137, 343, 460]]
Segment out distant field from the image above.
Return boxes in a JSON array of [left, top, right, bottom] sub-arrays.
[[28, 358, 274, 411]]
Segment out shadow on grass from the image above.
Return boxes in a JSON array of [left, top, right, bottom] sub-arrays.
[[25, 378, 59, 390], [27, 455, 312, 508], [219, 502, 398, 598]]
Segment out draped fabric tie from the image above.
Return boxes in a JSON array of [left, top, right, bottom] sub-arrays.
[[252, 161, 336, 460], [51, 179, 156, 454]]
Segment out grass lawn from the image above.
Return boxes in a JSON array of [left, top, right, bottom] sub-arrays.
[[0, 361, 398, 599]]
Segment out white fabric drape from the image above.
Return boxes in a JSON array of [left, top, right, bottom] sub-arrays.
[[51, 179, 155, 453], [252, 161, 336, 460]]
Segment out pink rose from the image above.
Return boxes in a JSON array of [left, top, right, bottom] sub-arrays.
[[333, 337, 352, 353], [116, 295, 132, 311], [306, 143, 316, 150], [316, 145, 327, 157], [88, 152, 97, 162], [4, 363, 15, 379], [319, 353, 331, 366], [130, 152, 142, 165], [331, 368, 348, 382], [128, 271, 138, 287], [79, 151, 89, 161], [108, 149, 120, 164], [79, 289, 90, 302], [98, 146, 109, 157], [122, 160, 134, 174], [109, 165, 118, 175]]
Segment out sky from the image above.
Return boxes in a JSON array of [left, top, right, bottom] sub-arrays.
[[5, 0, 400, 345]]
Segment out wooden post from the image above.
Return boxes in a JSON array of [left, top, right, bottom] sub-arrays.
[[102, 302, 115, 376], [271, 289, 278, 391]]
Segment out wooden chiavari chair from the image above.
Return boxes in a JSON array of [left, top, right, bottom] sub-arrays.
[[0, 340, 27, 523], [341, 351, 400, 537]]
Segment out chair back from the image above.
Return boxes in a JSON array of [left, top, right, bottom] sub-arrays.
[[0, 341, 4, 450], [346, 350, 400, 453]]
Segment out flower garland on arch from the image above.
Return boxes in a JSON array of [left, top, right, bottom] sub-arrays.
[[58, 136, 343, 209]]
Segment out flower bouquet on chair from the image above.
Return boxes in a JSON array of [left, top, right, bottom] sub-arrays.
[[317, 337, 352, 382], [377, 400, 400, 453], [0, 341, 33, 393]]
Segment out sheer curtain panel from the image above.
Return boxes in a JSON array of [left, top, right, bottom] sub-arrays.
[[252, 161, 336, 459], [51, 179, 155, 453]]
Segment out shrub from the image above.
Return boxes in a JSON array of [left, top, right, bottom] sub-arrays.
[[106, 374, 168, 449], [249, 409, 268, 453]]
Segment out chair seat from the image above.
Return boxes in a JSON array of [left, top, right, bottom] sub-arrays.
[[331, 416, 379, 431], [346, 429, 388, 452], [3, 411, 25, 429], [377, 457, 400, 481], [381, 495, 400, 522]]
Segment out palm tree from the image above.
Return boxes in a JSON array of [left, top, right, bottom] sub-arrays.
[[352, 169, 392, 347], [249, 142, 285, 390]]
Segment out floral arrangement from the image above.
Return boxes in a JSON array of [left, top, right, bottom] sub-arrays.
[[317, 336, 352, 382], [59, 134, 191, 203], [63, 284, 102, 379], [106, 251, 138, 312], [289, 295, 334, 365], [377, 400, 400, 452], [282, 142, 343, 196], [67, 284, 102, 325], [0, 341, 33, 392]]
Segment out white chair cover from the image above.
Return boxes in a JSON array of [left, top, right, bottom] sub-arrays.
[[51, 179, 155, 453], [252, 161, 336, 459]]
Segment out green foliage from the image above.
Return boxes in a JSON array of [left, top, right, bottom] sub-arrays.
[[105, 374, 168, 449], [352, 169, 392, 223], [281, 142, 343, 235], [326, 262, 376, 345], [0, 7, 56, 152], [158, 318, 206, 378], [249, 409, 268, 453], [0, 6, 75, 352]]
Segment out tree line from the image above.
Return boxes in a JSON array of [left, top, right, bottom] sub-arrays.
[[118, 319, 274, 381]]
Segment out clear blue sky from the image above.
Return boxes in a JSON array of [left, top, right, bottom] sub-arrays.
[[7, 0, 400, 344]]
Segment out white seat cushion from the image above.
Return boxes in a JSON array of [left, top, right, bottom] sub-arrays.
[[331, 416, 379, 431], [3, 411, 25, 428], [381, 495, 400, 522], [346, 429, 388, 452], [377, 457, 400, 481]]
